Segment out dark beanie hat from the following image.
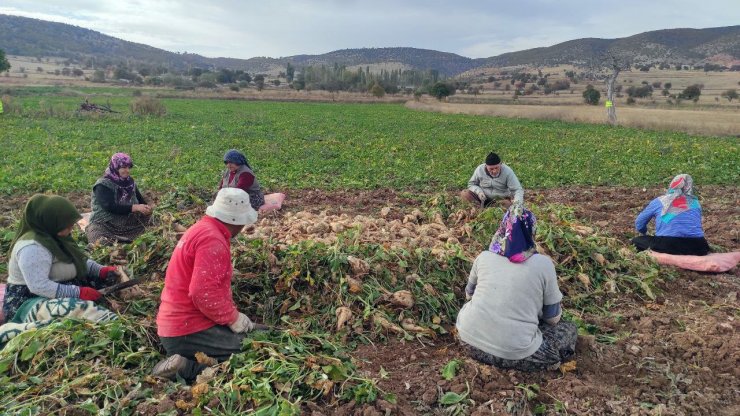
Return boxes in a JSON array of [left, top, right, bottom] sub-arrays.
[[485, 152, 501, 165]]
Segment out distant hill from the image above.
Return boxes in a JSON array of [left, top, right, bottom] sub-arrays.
[[0, 14, 472, 75], [1, 14, 738, 76], [477, 26, 740, 68]]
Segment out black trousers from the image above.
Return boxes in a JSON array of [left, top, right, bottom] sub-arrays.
[[159, 325, 245, 382], [462, 320, 578, 372], [631, 235, 710, 256]]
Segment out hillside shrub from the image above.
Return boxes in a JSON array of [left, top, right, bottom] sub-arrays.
[[678, 84, 702, 102], [197, 80, 216, 88], [543, 80, 570, 94], [369, 83, 385, 98], [130, 97, 166, 116], [626, 85, 653, 98], [1, 94, 22, 114], [720, 89, 738, 102], [582, 85, 600, 105], [91, 70, 105, 83], [626, 97, 636, 105], [429, 82, 455, 100]]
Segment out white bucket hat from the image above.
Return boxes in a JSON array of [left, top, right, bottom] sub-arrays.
[[206, 188, 258, 225]]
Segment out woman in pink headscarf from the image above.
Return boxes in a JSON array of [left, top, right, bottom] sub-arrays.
[[86, 153, 154, 244], [632, 174, 710, 256]]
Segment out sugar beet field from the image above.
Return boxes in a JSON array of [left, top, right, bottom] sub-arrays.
[[0, 93, 739, 415]]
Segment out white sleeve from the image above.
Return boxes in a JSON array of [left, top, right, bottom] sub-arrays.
[[17, 245, 80, 299]]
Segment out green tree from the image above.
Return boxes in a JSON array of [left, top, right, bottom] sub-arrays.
[[91, 70, 106, 83], [0, 49, 10, 73], [582, 84, 601, 105], [254, 74, 265, 91], [369, 82, 385, 98], [720, 89, 738, 102], [678, 84, 702, 102], [293, 72, 305, 90], [430, 82, 454, 100], [286, 62, 295, 82]]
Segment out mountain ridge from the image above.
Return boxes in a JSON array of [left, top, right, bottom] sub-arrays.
[[1, 14, 738, 76]]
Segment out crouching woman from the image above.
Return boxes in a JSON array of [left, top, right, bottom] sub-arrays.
[[1, 195, 118, 345], [632, 174, 710, 256], [456, 203, 577, 371]]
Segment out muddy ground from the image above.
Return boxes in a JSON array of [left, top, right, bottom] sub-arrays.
[[2, 187, 738, 415], [286, 187, 739, 416]]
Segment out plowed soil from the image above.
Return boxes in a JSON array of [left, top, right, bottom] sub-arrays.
[[3, 186, 738, 415]]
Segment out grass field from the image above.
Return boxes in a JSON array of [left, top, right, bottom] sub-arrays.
[[0, 92, 738, 415], [1, 93, 737, 196]]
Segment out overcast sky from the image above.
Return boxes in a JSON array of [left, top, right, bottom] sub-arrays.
[[1, 1, 738, 59]]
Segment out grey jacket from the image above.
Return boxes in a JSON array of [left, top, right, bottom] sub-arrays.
[[467, 163, 524, 204]]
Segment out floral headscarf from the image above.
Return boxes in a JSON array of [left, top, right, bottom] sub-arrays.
[[104, 152, 136, 204], [489, 202, 537, 263], [658, 174, 699, 223]]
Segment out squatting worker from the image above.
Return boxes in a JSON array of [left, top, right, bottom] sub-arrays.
[[218, 149, 265, 211], [153, 188, 261, 382], [461, 152, 524, 208], [456, 202, 577, 372], [1, 195, 119, 345], [631, 173, 710, 256], [86, 152, 154, 245]]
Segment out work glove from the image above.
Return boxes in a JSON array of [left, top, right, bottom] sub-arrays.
[[79, 286, 102, 302], [98, 266, 120, 282], [229, 312, 255, 334]]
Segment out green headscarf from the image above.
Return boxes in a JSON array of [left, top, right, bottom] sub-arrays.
[[10, 194, 88, 278]]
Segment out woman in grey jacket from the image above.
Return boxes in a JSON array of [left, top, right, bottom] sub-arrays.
[[456, 203, 577, 372]]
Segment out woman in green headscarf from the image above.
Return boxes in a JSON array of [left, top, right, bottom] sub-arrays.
[[1, 194, 119, 324]]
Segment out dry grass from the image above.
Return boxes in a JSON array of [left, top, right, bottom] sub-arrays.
[[130, 96, 167, 116], [154, 88, 411, 103], [465, 68, 740, 108], [406, 99, 740, 137]]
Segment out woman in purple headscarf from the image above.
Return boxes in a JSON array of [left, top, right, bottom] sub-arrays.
[[456, 203, 577, 372], [86, 153, 154, 244]]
